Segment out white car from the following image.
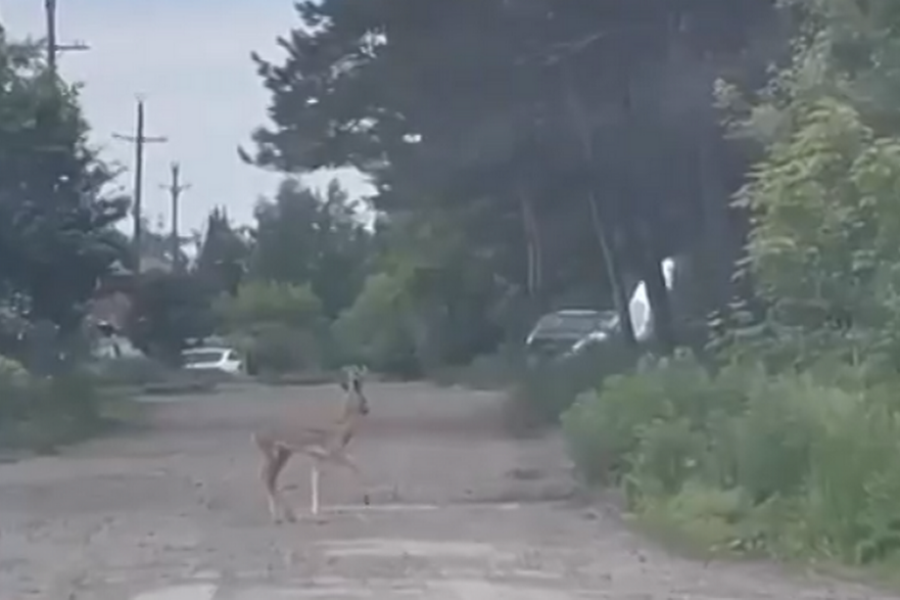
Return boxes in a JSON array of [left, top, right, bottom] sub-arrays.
[[182, 347, 244, 375]]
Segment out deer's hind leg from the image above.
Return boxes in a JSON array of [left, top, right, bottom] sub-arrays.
[[257, 439, 295, 523]]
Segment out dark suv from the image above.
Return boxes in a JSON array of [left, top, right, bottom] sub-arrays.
[[524, 309, 620, 365]]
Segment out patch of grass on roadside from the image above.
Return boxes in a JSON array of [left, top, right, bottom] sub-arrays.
[[0, 369, 146, 456], [255, 370, 337, 386], [501, 341, 639, 436], [427, 351, 522, 391], [626, 482, 753, 562], [630, 484, 900, 593]]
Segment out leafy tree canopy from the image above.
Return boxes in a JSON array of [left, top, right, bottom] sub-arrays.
[[0, 32, 128, 339]]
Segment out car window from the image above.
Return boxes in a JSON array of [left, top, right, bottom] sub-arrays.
[[183, 350, 226, 365], [530, 311, 618, 339], [225, 350, 239, 361]]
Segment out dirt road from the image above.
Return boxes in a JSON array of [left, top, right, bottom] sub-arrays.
[[0, 381, 895, 599]]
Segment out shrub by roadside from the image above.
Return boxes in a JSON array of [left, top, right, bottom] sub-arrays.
[[0, 359, 139, 454], [427, 349, 522, 390], [88, 355, 223, 396], [422, 341, 640, 435], [561, 351, 900, 569], [88, 355, 172, 387], [504, 341, 640, 434]]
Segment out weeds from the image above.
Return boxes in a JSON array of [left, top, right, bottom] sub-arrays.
[[561, 350, 900, 569], [503, 341, 639, 433], [0, 362, 138, 454]]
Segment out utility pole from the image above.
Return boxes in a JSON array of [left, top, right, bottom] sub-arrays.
[[160, 162, 191, 272], [44, 0, 89, 76], [113, 97, 167, 270]]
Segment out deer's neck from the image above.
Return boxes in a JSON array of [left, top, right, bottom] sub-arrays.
[[337, 403, 355, 424], [334, 403, 361, 447], [334, 413, 358, 447]]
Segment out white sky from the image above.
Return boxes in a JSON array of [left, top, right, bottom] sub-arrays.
[[0, 0, 372, 234]]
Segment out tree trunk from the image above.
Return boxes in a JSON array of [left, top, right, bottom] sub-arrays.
[[561, 68, 638, 348], [517, 184, 544, 302], [696, 127, 736, 313], [619, 49, 675, 354], [587, 191, 637, 346]]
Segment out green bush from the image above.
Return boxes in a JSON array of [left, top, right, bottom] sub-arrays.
[[507, 340, 639, 432], [562, 351, 900, 567], [0, 364, 124, 452], [246, 324, 321, 375], [215, 280, 323, 331], [89, 355, 172, 387], [213, 280, 329, 376], [331, 272, 420, 377], [428, 348, 522, 389]]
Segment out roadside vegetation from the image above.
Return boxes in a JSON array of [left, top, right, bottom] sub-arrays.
[[0, 32, 137, 453]]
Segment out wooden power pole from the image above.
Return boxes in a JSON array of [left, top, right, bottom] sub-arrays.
[[161, 162, 191, 271], [44, 0, 89, 76], [114, 97, 167, 269]]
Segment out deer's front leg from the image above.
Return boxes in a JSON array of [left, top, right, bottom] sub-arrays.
[[335, 452, 369, 505], [306, 462, 330, 524], [310, 464, 320, 515]]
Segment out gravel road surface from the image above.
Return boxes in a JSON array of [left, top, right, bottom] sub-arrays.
[[0, 381, 894, 599]]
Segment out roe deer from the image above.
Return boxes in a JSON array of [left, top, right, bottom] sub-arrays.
[[252, 365, 370, 523]]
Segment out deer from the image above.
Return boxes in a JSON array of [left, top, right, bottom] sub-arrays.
[[252, 365, 371, 523]]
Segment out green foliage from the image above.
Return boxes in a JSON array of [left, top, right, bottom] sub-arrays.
[[563, 352, 900, 566], [215, 280, 322, 331], [127, 271, 216, 363], [242, 1, 770, 365], [562, 352, 742, 485], [244, 324, 321, 375], [194, 207, 249, 296], [0, 362, 120, 452], [731, 98, 900, 361], [427, 348, 522, 390], [214, 281, 325, 375], [0, 33, 129, 332], [0, 29, 142, 452], [507, 341, 639, 432], [553, 0, 900, 573], [712, 0, 900, 368], [88, 355, 172, 387], [331, 271, 419, 376], [249, 179, 371, 318]]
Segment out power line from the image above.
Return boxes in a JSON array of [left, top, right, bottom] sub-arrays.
[[160, 162, 191, 272], [113, 97, 167, 270], [44, 0, 89, 76]]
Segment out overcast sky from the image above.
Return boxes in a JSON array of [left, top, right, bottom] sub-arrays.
[[0, 0, 371, 233]]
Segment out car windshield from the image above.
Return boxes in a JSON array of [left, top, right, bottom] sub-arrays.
[[183, 350, 226, 365], [531, 311, 619, 339]]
